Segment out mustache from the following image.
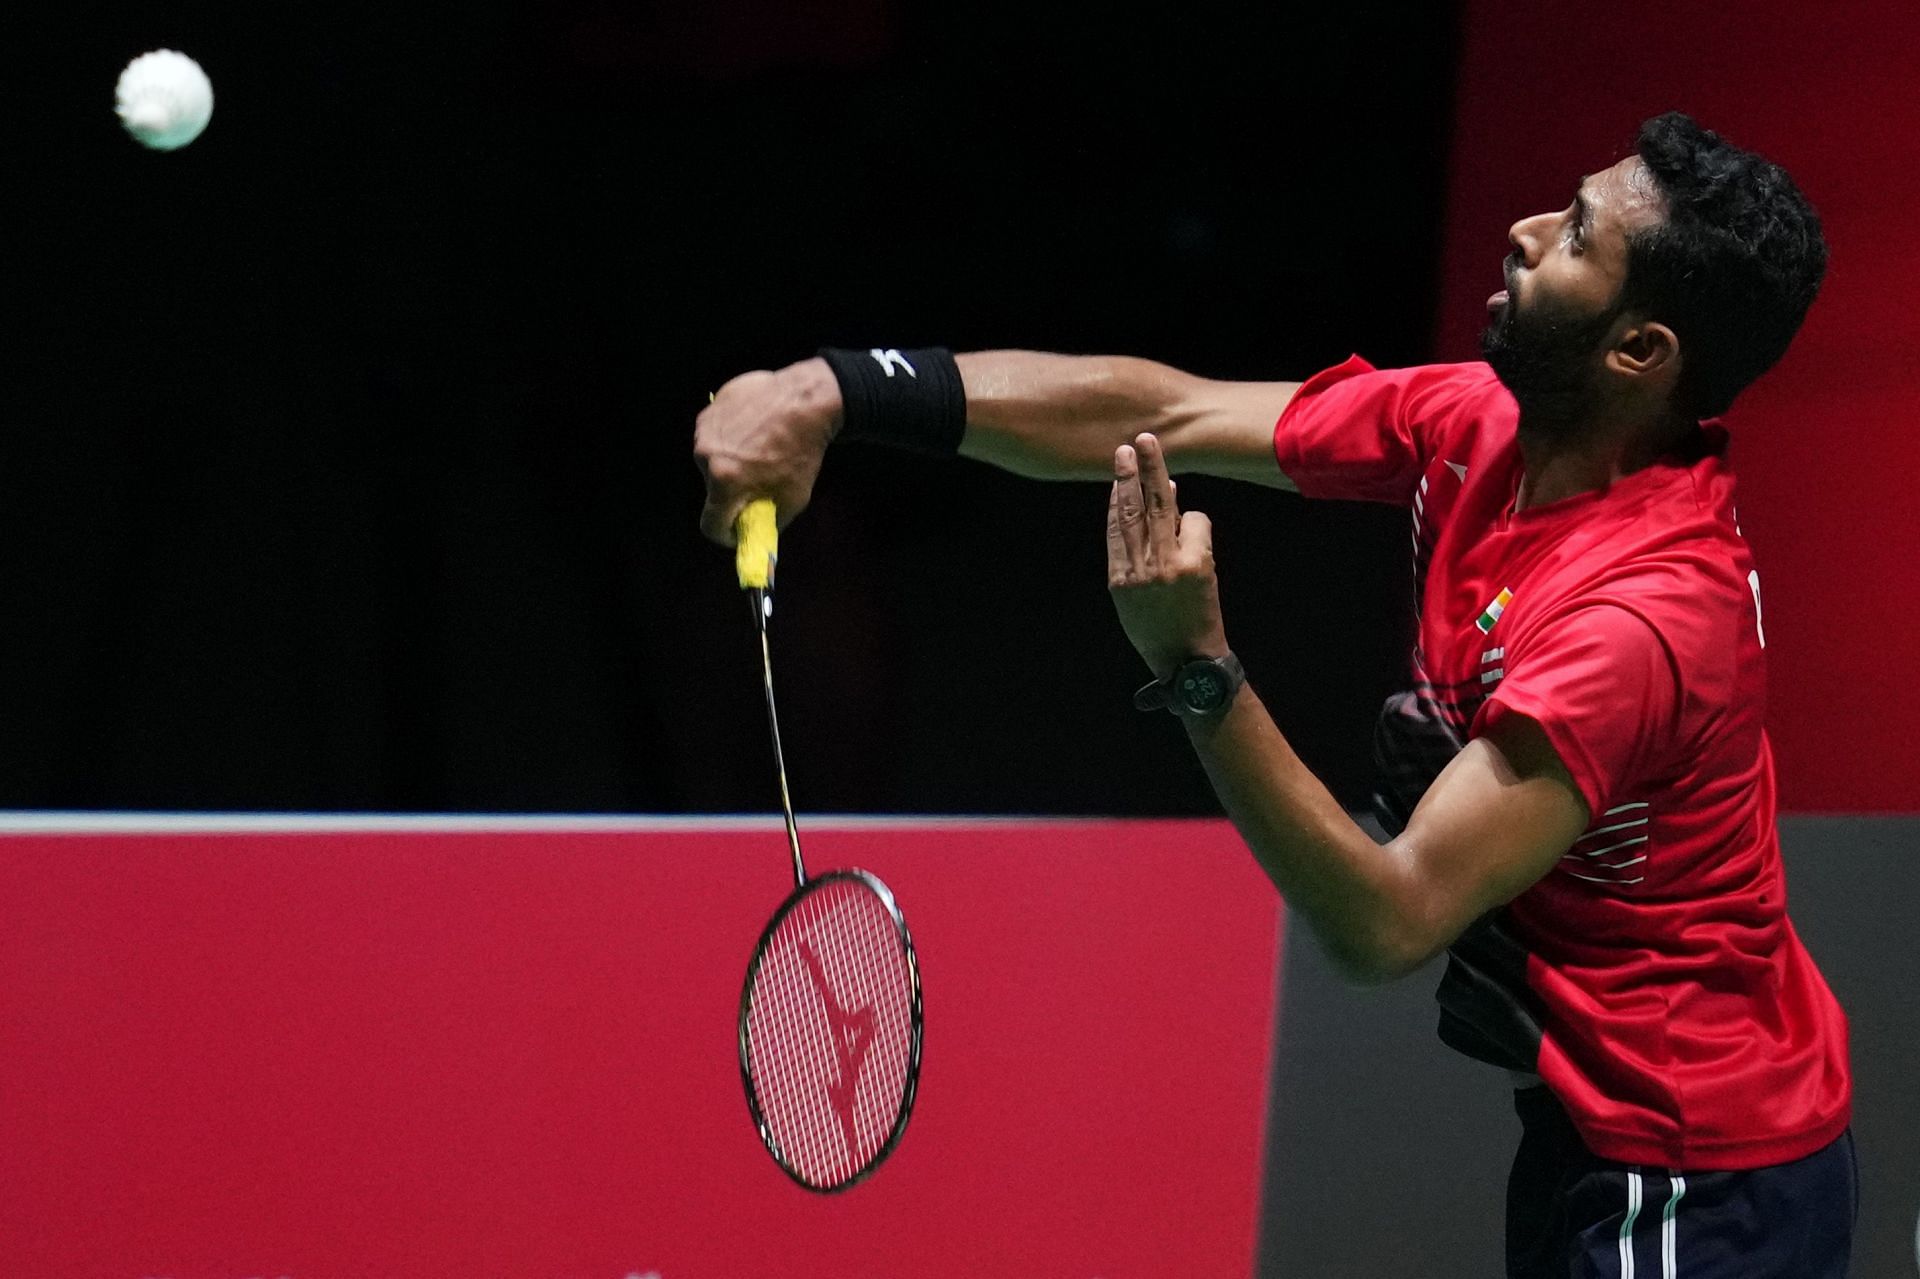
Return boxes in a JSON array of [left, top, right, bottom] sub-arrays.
[[1503, 253, 1522, 295]]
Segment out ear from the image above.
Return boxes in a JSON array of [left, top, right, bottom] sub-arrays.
[[1607, 320, 1679, 381]]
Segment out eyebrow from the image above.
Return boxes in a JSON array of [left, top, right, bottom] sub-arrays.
[[1571, 176, 1594, 233]]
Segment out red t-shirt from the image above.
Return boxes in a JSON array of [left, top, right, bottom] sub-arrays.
[[1273, 356, 1851, 1170]]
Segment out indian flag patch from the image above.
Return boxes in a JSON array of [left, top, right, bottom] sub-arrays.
[[1475, 588, 1513, 634]]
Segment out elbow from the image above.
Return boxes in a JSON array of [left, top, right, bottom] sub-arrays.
[[1320, 919, 1440, 988], [1321, 841, 1459, 986], [1325, 943, 1422, 988]]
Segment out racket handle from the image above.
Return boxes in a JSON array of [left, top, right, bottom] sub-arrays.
[[736, 499, 778, 590]]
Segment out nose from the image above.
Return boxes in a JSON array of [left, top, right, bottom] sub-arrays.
[[1507, 210, 1555, 269]]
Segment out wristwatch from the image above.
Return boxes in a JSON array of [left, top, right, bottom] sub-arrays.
[[1133, 652, 1246, 720]]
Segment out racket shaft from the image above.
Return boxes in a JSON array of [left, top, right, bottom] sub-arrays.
[[754, 589, 806, 887]]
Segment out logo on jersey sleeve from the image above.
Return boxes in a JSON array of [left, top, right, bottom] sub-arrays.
[[1474, 587, 1514, 634]]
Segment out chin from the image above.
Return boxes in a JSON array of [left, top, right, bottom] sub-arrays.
[[1479, 319, 1514, 366]]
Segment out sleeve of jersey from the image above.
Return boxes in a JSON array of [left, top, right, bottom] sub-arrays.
[[1271, 357, 1486, 505], [1474, 606, 1683, 820]]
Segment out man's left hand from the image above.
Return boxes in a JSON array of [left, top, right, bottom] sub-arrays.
[[1106, 433, 1230, 680]]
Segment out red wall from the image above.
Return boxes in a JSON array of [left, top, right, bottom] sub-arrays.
[[0, 818, 1280, 1277], [1437, 0, 1920, 811]]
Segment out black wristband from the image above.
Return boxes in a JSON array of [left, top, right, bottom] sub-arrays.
[[817, 347, 967, 457]]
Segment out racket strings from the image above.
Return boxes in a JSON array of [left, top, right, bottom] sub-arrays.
[[746, 878, 915, 1187]]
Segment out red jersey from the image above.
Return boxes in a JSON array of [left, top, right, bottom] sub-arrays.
[[1272, 356, 1851, 1170]]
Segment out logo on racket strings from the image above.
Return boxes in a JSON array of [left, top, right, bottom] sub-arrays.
[[796, 940, 877, 1156]]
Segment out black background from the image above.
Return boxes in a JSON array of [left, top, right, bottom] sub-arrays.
[[1, 1, 1458, 813]]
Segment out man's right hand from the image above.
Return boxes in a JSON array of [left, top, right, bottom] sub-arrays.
[[694, 357, 843, 546]]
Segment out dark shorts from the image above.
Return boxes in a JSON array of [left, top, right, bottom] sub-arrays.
[[1506, 1085, 1857, 1279]]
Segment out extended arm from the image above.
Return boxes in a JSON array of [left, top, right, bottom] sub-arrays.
[[694, 351, 1298, 544]]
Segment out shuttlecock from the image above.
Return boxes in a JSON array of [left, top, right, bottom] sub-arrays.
[[115, 50, 214, 151]]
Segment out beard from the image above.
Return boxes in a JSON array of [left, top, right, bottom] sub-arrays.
[[1481, 268, 1622, 439]]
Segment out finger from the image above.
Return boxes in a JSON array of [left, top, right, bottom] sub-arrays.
[[1112, 444, 1149, 568], [1135, 433, 1178, 561], [700, 495, 745, 546], [1105, 480, 1129, 582], [696, 441, 745, 541], [1177, 509, 1214, 565]]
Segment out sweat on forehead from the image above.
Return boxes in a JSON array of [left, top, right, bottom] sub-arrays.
[[1594, 157, 1669, 226]]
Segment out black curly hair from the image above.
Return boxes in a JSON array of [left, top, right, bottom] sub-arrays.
[[1622, 112, 1827, 419]]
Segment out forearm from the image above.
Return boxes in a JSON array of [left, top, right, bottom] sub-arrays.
[[1184, 686, 1428, 983], [954, 352, 1204, 480]]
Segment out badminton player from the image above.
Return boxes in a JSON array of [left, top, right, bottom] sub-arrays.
[[695, 112, 1853, 1276]]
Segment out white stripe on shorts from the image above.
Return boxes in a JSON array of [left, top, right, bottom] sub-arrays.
[[1662, 1174, 1686, 1278], [1619, 1170, 1643, 1278]]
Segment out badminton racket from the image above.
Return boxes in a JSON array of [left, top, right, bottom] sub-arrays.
[[732, 498, 923, 1192]]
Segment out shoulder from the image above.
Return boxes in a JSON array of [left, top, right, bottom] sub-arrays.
[[1599, 476, 1755, 653], [1514, 546, 1752, 713], [1502, 599, 1677, 682], [1517, 458, 1751, 642], [1288, 358, 1507, 420]]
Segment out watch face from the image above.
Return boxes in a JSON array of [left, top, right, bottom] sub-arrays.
[[1179, 665, 1229, 713]]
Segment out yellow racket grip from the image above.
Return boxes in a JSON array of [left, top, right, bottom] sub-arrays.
[[735, 499, 778, 590]]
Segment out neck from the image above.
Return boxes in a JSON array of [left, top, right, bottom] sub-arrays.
[[1514, 407, 1693, 510]]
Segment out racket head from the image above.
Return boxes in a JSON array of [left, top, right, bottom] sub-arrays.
[[738, 868, 923, 1193]]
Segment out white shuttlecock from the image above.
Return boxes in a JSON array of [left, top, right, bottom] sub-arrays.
[[115, 50, 214, 151]]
